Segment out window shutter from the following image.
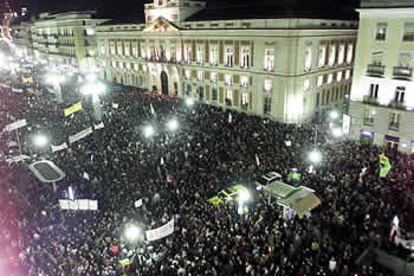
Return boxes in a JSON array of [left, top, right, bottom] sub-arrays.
[[219, 73, 224, 82], [233, 90, 239, 107], [205, 40, 209, 62], [219, 87, 224, 103], [191, 70, 197, 79], [205, 85, 210, 101], [191, 40, 196, 62], [219, 41, 224, 64], [234, 41, 240, 66], [233, 75, 240, 84]]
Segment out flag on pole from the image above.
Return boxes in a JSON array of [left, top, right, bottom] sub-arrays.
[[379, 154, 392, 178], [94, 122, 104, 130], [150, 103, 155, 115], [255, 154, 261, 167]]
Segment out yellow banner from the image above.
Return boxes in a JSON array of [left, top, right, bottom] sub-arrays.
[[22, 76, 33, 83], [64, 102, 83, 117]]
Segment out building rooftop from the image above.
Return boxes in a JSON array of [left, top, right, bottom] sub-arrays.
[[361, 0, 414, 8], [187, 0, 358, 21]]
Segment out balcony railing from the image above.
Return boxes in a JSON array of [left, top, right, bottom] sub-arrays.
[[366, 64, 385, 77], [363, 95, 379, 106], [363, 117, 374, 126], [388, 100, 406, 110], [389, 122, 399, 131], [393, 67, 412, 80]]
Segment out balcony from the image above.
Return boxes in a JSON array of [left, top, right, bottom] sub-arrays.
[[388, 100, 406, 110], [366, 64, 385, 77], [363, 95, 379, 106], [393, 67, 412, 80], [389, 122, 399, 131]]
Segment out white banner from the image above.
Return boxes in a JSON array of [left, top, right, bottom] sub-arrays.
[[58, 199, 98, 211], [134, 199, 143, 208], [5, 119, 27, 132], [12, 87, 23, 93], [94, 122, 104, 130], [112, 103, 119, 109], [145, 218, 175, 241], [342, 114, 351, 135], [51, 142, 68, 152], [69, 127, 93, 144]]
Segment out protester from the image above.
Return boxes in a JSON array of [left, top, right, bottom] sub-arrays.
[[0, 58, 404, 276]]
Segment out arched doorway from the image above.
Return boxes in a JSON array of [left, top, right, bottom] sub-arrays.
[[160, 71, 168, 95]]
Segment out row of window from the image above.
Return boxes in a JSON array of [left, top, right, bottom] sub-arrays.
[[316, 83, 350, 107], [363, 108, 403, 131], [304, 43, 354, 71], [105, 40, 353, 72], [367, 83, 407, 104], [375, 22, 414, 42]]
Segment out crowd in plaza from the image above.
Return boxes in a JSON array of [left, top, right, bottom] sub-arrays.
[[0, 59, 412, 275]]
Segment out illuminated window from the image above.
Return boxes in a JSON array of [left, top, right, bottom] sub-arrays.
[[317, 75, 323, 87], [226, 89, 233, 101], [327, 74, 333, 84], [225, 74, 232, 85], [346, 44, 353, 64], [210, 72, 217, 83], [240, 76, 249, 87], [242, 92, 248, 105], [196, 46, 204, 63], [345, 69, 351, 80], [264, 49, 275, 71], [318, 45, 326, 67], [304, 47, 312, 71], [264, 79, 272, 91], [185, 70, 191, 79], [304, 79, 310, 91], [185, 45, 192, 63], [336, 71, 343, 82], [210, 46, 218, 65], [338, 44, 345, 64], [240, 47, 250, 68], [328, 45, 336, 66], [134, 64, 139, 71], [225, 47, 233, 67], [197, 71, 204, 81], [375, 23, 387, 41]]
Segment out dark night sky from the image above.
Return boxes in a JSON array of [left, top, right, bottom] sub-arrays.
[[13, 0, 360, 19]]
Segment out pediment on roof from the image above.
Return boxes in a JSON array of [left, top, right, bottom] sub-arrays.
[[143, 17, 180, 32]]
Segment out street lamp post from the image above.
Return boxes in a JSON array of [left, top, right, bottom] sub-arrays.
[[80, 82, 106, 121], [46, 73, 64, 104]]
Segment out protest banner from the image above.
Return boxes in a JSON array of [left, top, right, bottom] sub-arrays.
[[64, 102, 83, 117], [51, 142, 68, 152], [58, 199, 98, 211], [5, 119, 27, 132], [94, 122, 104, 130], [145, 218, 175, 241], [69, 127, 93, 144], [134, 199, 143, 208]]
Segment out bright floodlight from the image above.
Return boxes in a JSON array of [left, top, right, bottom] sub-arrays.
[[309, 150, 322, 164], [125, 225, 141, 242], [81, 82, 106, 96], [46, 73, 64, 85], [238, 188, 251, 203], [33, 134, 49, 147], [185, 98, 194, 107], [331, 127, 343, 138], [143, 125, 155, 138], [167, 118, 179, 131], [86, 73, 97, 82], [329, 110, 339, 120]]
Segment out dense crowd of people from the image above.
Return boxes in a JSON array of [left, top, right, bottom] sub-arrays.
[[0, 59, 412, 275]]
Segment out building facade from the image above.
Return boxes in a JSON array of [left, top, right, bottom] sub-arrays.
[[95, 0, 357, 124], [30, 11, 107, 72], [349, 0, 414, 152]]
